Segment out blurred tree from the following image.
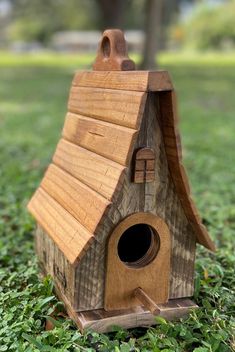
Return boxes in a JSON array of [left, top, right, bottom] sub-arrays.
[[140, 0, 194, 69], [161, 0, 180, 49], [140, 0, 164, 69], [96, 0, 127, 29], [0, 0, 11, 46], [95, 0, 147, 30], [8, 0, 146, 44], [126, 0, 145, 30], [7, 0, 194, 67], [8, 0, 99, 44]]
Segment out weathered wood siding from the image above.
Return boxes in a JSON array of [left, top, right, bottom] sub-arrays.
[[35, 93, 197, 312], [73, 93, 196, 311], [35, 226, 76, 307]]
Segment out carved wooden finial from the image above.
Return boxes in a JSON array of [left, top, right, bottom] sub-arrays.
[[93, 29, 135, 71]]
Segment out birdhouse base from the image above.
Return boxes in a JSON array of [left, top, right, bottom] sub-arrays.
[[75, 299, 197, 333], [59, 286, 198, 333]]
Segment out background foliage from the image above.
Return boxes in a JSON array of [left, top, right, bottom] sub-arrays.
[[0, 53, 234, 351], [9, 0, 100, 43], [5, 0, 235, 51], [172, 0, 235, 50], [7, 0, 146, 44]]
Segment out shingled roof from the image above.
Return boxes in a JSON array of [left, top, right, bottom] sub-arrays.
[[28, 70, 215, 265]]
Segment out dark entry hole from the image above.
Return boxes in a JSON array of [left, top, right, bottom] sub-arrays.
[[117, 224, 160, 268], [101, 36, 111, 58]]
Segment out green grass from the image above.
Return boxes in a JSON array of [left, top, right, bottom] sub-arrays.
[[2, 50, 235, 67], [0, 52, 234, 351]]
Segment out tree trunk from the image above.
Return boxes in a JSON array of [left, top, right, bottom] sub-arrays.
[[96, 0, 126, 30], [161, 0, 180, 50], [140, 0, 164, 70]]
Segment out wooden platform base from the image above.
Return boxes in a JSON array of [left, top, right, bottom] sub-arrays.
[[74, 299, 197, 333], [49, 279, 197, 333]]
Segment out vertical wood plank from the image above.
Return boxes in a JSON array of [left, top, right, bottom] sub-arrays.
[[35, 226, 76, 307]]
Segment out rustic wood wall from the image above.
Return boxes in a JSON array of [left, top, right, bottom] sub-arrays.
[[73, 92, 196, 311], [35, 92, 197, 312], [35, 226, 76, 308]]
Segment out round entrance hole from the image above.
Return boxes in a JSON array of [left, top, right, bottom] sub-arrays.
[[117, 224, 160, 268]]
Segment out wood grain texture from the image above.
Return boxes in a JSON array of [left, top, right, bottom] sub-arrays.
[[136, 147, 155, 160], [134, 288, 160, 315], [68, 86, 146, 129], [159, 91, 215, 252], [72, 104, 150, 311], [143, 93, 197, 299], [72, 93, 197, 311], [35, 226, 76, 307], [134, 147, 155, 183], [28, 188, 94, 265], [41, 252, 198, 333], [35, 230, 198, 332], [75, 299, 198, 333], [30, 91, 201, 312], [65, 99, 148, 308], [74, 238, 106, 310], [53, 139, 125, 201], [40, 164, 111, 234], [93, 29, 135, 71], [72, 71, 173, 92], [28, 64, 215, 318], [62, 112, 138, 165], [105, 213, 171, 310]]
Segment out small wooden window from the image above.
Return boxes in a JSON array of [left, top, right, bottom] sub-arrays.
[[133, 147, 155, 183]]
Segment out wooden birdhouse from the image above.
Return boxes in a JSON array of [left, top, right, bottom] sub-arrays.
[[28, 29, 215, 332]]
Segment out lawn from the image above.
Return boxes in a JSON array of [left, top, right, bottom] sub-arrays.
[[0, 52, 234, 351]]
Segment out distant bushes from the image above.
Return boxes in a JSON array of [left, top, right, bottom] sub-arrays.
[[8, 0, 100, 45], [171, 1, 235, 50]]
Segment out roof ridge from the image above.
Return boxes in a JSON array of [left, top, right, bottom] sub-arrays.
[[72, 70, 173, 92]]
